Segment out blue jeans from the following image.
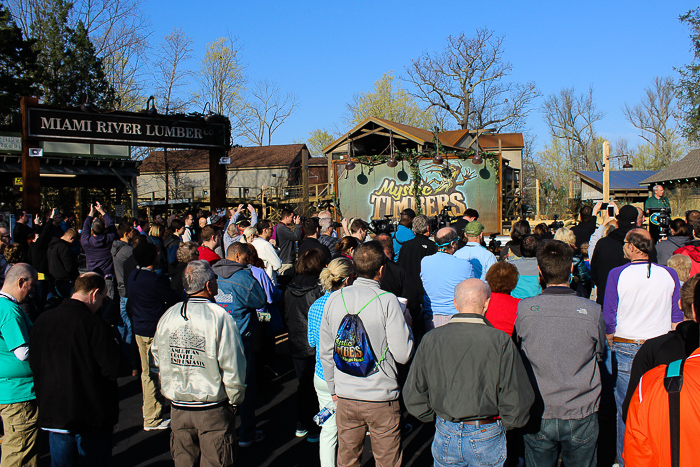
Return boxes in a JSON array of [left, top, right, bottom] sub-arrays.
[[612, 341, 640, 467], [49, 429, 112, 467], [523, 413, 598, 467], [432, 417, 506, 467], [116, 297, 131, 351]]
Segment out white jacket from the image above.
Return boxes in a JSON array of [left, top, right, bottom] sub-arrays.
[[151, 297, 246, 408]]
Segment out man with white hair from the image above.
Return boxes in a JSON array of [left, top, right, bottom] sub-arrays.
[[152, 260, 246, 466], [0, 263, 39, 467], [404, 278, 534, 466], [644, 184, 671, 242]]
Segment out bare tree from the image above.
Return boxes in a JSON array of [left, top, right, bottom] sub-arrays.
[[541, 86, 604, 172], [235, 80, 298, 146], [194, 36, 245, 119], [404, 28, 539, 131], [153, 27, 193, 114], [151, 27, 194, 207], [623, 76, 685, 168]]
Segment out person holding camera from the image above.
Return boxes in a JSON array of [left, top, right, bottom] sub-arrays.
[[645, 184, 671, 243]]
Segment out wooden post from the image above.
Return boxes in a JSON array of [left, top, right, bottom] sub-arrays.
[[603, 141, 610, 203], [569, 180, 573, 199], [535, 178, 540, 219], [209, 148, 226, 212], [21, 97, 40, 213], [302, 147, 310, 216]]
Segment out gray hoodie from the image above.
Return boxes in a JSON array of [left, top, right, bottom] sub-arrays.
[[319, 277, 414, 401], [110, 239, 132, 296]]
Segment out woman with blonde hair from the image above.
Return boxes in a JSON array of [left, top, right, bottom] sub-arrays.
[[307, 257, 355, 466], [240, 226, 258, 244]]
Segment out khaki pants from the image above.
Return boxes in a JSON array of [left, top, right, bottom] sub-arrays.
[[171, 405, 237, 467], [336, 398, 402, 467], [0, 400, 38, 467], [136, 335, 166, 427]]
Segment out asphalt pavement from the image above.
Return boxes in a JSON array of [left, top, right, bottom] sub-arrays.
[[28, 335, 435, 467]]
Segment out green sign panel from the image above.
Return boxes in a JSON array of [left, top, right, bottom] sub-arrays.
[[337, 158, 500, 233]]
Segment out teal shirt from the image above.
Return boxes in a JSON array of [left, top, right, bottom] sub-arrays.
[[0, 295, 34, 403]]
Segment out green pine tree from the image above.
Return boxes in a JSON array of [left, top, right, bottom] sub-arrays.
[[0, 1, 41, 124], [31, 0, 115, 109]]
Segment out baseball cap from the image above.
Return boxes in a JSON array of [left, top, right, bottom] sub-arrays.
[[465, 221, 485, 237]]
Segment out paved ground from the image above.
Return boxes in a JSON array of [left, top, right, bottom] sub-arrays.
[[29, 335, 436, 467]]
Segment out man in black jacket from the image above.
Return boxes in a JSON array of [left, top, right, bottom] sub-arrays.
[[47, 228, 79, 300], [297, 217, 331, 265], [590, 205, 640, 306], [396, 215, 437, 339], [29, 273, 120, 466], [128, 241, 181, 431]]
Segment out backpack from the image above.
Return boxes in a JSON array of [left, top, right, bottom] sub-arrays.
[[333, 290, 388, 377]]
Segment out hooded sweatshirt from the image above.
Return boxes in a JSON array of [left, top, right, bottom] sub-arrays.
[[590, 226, 633, 305], [47, 237, 79, 282], [211, 259, 266, 338], [674, 240, 700, 276], [80, 214, 117, 276], [655, 235, 690, 266], [111, 239, 132, 296], [284, 274, 324, 359]]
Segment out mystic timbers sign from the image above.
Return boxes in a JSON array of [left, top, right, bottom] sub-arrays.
[[26, 106, 229, 148], [336, 158, 500, 233]]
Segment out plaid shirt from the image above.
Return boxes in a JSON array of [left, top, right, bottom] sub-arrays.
[[307, 291, 332, 379]]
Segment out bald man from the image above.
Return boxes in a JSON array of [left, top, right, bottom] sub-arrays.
[[420, 227, 474, 329], [404, 278, 534, 466]]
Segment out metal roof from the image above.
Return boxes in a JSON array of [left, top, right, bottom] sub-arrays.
[[577, 170, 659, 190]]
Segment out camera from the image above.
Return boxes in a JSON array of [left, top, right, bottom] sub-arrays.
[[549, 214, 564, 232], [649, 207, 671, 238], [370, 216, 396, 235], [437, 206, 456, 230], [487, 233, 502, 255], [331, 221, 343, 228]]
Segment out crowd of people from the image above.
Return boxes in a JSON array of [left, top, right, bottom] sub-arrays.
[[1, 193, 699, 467]]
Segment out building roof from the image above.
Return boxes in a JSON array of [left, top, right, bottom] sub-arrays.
[[323, 117, 461, 154], [640, 149, 700, 185], [139, 144, 307, 173], [577, 170, 659, 190], [323, 117, 523, 155]]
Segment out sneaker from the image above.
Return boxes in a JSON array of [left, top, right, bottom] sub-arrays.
[[307, 433, 320, 443], [238, 430, 264, 447], [402, 423, 414, 436], [295, 429, 309, 438], [144, 419, 171, 431]]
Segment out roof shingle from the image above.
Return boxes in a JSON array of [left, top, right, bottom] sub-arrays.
[[640, 149, 700, 185], [139, 144, 306, 173]]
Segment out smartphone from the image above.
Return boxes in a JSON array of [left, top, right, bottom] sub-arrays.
[[607, 206, 615, 217], [601, 202, 608, 210]]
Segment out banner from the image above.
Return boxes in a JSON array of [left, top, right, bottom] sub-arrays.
[[337, 158, 500, 233]]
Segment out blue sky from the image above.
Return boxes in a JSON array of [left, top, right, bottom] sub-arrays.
[[143, 0, 698, 153]]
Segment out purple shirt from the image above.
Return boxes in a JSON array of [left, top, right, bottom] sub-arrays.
[[80, 214, 117, 276]]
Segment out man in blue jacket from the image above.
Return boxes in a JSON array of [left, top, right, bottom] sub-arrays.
[[212, 242, 266, 447]]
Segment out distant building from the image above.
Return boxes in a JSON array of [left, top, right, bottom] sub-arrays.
[[639, 148, 700, 214], [577, 170, 659, 205], [137, 144, 317, 208]]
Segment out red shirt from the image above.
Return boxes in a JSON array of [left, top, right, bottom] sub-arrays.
[[485, 292, 520, 337], [198, 246, 221, 265]]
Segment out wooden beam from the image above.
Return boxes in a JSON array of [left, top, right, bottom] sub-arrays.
[[209, 148, 226, 212], [21, 97, 40, 213]]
